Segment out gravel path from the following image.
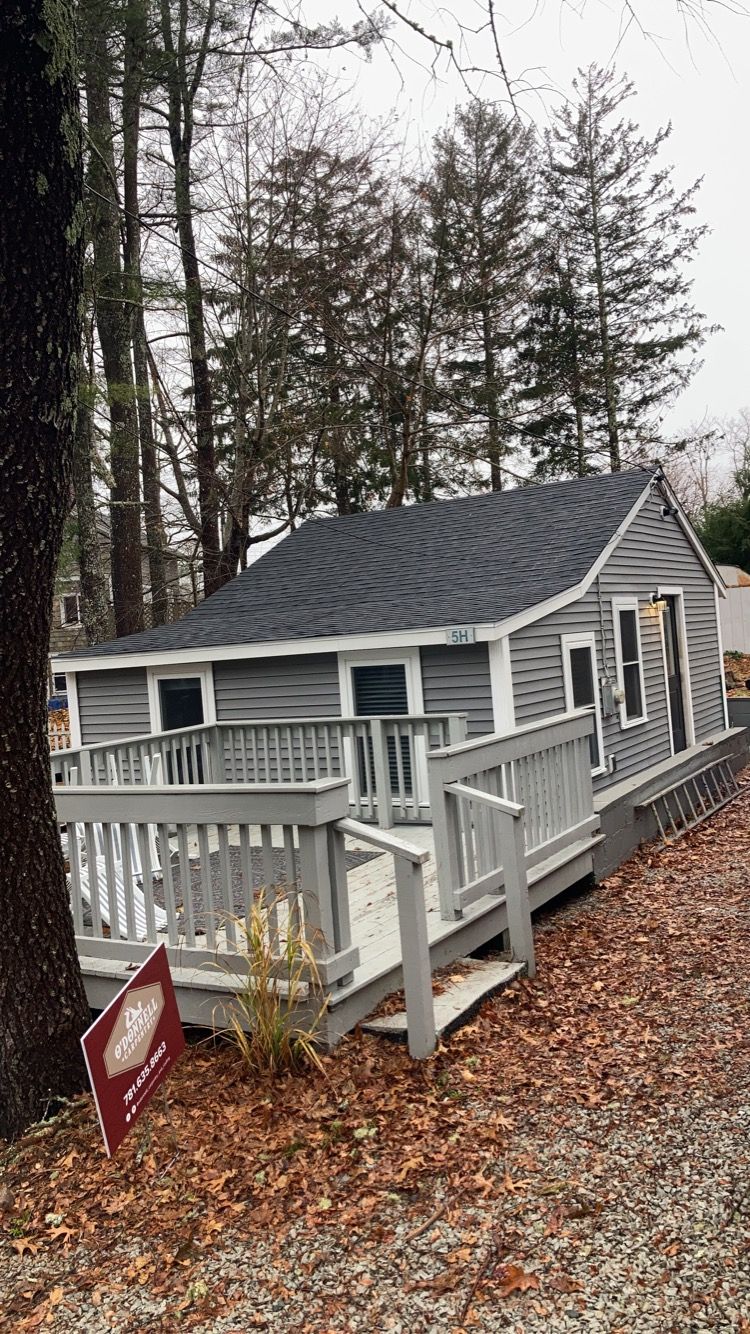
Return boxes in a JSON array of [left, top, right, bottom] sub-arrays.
[[4, 781, 750, 1332]]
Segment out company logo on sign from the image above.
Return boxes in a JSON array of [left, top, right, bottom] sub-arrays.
[[103, 983, 164, 1076]]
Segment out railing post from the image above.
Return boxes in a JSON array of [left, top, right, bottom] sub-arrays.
[[498, 807, 536, 978], [207, 724, 224, 782], [370, 717, 394, 830], [448, 713, 468, 745], [394, 857, 436, 1059], [79, 748, 92, 785], [427, 752, 463, 921], [297, 819, 359, 986]]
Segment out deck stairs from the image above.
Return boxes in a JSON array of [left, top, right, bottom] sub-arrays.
[[362, 955, 525, 1044], [638, 758, 740, 847]]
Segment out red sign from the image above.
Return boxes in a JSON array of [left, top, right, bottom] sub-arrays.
[[81, 944, 185, 1157]]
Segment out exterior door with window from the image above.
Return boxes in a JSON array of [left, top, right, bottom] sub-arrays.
[[158, 676, 205, 782], [561, 636, 605, 774], [662, 597, 687, 753], [351, 663, 412, 800]]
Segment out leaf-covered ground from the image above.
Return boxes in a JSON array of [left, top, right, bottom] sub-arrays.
[[3, 777, 750, 1331]]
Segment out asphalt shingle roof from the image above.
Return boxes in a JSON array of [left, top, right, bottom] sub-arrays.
[[65, 469, 656, 660]]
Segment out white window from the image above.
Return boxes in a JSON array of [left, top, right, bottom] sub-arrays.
[[52, 672, 67, 695], [561, 633, 606, 775], [61, 593, 81, 626], [612, 598, 647, 728]]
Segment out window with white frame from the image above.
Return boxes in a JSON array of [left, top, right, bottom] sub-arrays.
[[612, 598, 647, 727], [61, 592, 81, 626], [52, 672, 67, 695], [561, 634, 605, 774]]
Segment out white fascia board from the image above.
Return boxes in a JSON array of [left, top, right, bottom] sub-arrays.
[[658, 475, 727, 596], [50, 621, 503, 673]]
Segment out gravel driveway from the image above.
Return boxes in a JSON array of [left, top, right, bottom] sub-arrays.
[[3, 780, 750, 1332]]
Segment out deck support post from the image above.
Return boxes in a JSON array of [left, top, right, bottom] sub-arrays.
[[499, 808, 536, 979], [394, 857, 436, 1059]]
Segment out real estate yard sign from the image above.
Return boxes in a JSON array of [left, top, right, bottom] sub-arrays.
[[81, 944, 185, 1157]]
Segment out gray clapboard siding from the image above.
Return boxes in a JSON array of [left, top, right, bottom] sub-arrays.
[[213, 653, 341, 721], [77, 668, 150, 744], [420, 644, 493, 738], [510, 487, 725, 789]]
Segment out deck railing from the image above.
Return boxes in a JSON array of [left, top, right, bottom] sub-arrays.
[[55, 778, 360, 988], [51, 713, 468, 828], [428, 709, 599, 922]]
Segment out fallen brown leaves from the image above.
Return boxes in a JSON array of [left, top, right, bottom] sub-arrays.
[[3, 774, 750, 1330]]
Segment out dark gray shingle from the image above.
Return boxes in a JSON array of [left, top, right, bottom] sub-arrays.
[[65, 469, 656, 659]]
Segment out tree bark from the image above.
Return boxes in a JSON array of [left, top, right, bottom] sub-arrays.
[[159, 0, 223, 597], [123, 0, 169, 626], [0, 0, 91, 1139], [73, 316, 112, 644], [82, 0, 144, 635]]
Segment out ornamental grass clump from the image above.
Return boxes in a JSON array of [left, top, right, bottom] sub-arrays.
[[222, 889, 327, 1077]]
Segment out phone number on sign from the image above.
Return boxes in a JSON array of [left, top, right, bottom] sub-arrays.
[[123, 1042, 167, 1106]]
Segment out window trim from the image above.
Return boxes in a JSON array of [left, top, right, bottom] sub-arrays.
[[560, 632, 607, 777], [612, 597, 648, 729], [146, 662, 216, 734], [337, 647, 428, 807], [60, 592, 81, 627]]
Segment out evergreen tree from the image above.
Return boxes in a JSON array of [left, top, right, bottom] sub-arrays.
[[527, 65, 712, 475], [427, 102, 536, 489]]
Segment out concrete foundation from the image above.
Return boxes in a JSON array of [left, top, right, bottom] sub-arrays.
[[593, 726, 749, 880]]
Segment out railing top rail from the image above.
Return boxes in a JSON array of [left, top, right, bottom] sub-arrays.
[[54, 777, 351, 826], [215, 713, 467, 727], [77, 721, 216, 754], [335, 816, 430, 865], [428, 707, 595, 762], [445, 781, 524, 820]]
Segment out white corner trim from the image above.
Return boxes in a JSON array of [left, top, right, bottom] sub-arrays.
[[65, 671, 82, 749], [714, 584, 730, 730], [560, 632, 606, 775], [611, 596, 649, 730], [489, 638, 515, 733], [145, 662, 216, 733], [657, 587, 695, 748]]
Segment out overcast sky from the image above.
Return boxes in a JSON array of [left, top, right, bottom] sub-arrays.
[[315, 0, 749, 442]]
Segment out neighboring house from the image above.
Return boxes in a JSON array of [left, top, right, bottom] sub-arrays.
[[49, 527, 195, 696], [54, 467, 730, 797], [717, 564, 750, 656]]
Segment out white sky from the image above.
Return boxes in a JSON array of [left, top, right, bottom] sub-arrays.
[[315, 0, 750, 438]]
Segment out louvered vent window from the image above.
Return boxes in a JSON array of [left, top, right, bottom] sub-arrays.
[[352, 664, 412, 797]]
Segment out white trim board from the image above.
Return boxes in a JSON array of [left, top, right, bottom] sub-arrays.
[[560, 632, 606, 776], [656, 587, 696, 750], [611, 596, 649, 730], [146, 662, 216, 734]]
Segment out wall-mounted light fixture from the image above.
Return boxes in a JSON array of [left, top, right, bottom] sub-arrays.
[[650, 591, 668, 612]]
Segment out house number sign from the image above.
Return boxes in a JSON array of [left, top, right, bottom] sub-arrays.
[[446, 626, 476, 645]]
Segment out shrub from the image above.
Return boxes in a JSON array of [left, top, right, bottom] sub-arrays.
[[221, 890, 327, 1077]]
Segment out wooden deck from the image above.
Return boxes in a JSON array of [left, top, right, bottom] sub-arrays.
[[76, 818, 600, 1045]]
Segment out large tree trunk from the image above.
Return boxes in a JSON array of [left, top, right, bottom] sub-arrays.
[[82, 0, 144, 636], [123, 0, 169, 626], [0, 0, 91, 1139]]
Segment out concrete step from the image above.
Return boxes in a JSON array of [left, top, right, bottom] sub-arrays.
[[362, 955, 524, 1043]]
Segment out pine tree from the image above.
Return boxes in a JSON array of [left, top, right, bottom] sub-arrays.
[[530, 65, 712, 474], [427, 102, 537, 489]]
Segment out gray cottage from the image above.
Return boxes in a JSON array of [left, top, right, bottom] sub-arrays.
[[51, 467, 747, 1051], [56, 467, 729, 791]]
